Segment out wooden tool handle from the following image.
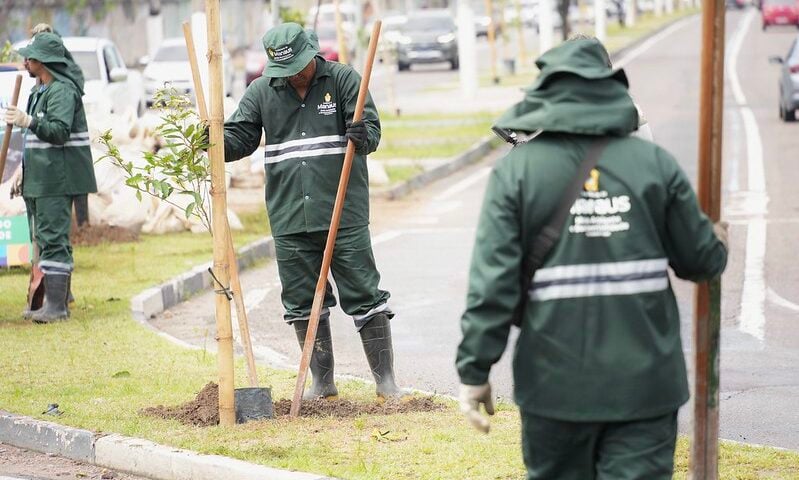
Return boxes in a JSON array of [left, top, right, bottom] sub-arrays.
[[0, 75, 23, 184], [290, 21, 383, 418]]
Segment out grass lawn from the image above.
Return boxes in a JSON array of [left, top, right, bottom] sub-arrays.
[[373, 112, 497, 179], [1, 207, 798, 478]]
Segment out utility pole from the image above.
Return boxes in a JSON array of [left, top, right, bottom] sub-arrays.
[[692, 0, 725, 475], [594, 0, 607, 42], [538, 0, 554, 54], [457, 0, 478, 98]]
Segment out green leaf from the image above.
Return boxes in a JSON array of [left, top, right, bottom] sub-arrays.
[[111, 370, 131, 378], [184, 202, 196, 219]]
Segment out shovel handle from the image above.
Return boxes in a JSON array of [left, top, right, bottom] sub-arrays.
[[0, 75, 22, 184]]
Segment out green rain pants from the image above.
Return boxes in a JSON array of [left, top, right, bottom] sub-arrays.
[[521, 410, 678, 480], [274, 225, 391, 329], [24, 196, 73, 275]]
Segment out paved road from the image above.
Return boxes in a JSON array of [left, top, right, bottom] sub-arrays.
[[153, 9, 799, 450], [0, 442, 147, 480]]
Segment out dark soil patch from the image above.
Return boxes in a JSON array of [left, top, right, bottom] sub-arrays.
[[71, 224, 139, 246], [141, 383, 445, 427], [140, 382, 219, 427]]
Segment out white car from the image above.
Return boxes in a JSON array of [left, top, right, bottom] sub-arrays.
[[13, 36, 146, 118], [141, 37, 233, 107]]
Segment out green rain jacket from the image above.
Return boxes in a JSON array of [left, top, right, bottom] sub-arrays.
[[456, 39, 728, 422], [223, 57, 380, 236], [21, 33, 97, 198]]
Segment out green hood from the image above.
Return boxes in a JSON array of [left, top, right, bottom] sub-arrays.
[[494, 38, 638, 136], [17, 32, 85, 95]]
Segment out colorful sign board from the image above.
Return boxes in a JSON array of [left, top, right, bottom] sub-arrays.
[[0, 215, 32, 267]]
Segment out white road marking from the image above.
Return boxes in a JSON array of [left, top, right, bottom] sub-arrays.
[[766, 287, 799, 313], [372, 230, 405, 246], [727, 9, 768, 343], [614, 15, 699, 69], [433, 167, 492, 201]]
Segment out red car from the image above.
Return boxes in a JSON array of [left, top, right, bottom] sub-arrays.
[[762, 0, 799, 30]]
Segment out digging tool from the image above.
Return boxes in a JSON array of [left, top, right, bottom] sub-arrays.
[[289, 21, 383, 418], [0, 74, 22, 184], [692, 0, 725, 477], [183, 21, 260, 389]]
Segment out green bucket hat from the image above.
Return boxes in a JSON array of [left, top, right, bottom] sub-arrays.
[[262, 23, 319, 78], [17, 32, 69, 65], [528, 37, 628, 92]]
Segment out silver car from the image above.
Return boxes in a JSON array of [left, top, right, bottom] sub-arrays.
[[771, 34, 799, 122]]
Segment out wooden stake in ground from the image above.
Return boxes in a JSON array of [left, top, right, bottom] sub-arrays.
[[183, 21, 260, 389], [0, 75, 22, 183], [204, 0, 235, 427], [290, 21, 383, 418], [484, 0, 499, 83], [692, 0, 725, 476]]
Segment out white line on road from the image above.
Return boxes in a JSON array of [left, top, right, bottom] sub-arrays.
[[727, 9, 768, 343], [433, 166, 492, 202], [766, 287, 799, 313], [614, 15, 699, 69]]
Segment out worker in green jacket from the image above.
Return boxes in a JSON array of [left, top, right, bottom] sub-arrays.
[[6, 33, 97, 323], [222, 23, 402, 399], [456, 38, 728, 479]]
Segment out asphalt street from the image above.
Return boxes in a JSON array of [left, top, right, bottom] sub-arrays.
[[152, 9, 799, 451]]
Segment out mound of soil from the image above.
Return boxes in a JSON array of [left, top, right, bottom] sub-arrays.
[[141, 383, 445, 427], [141, 382, 219, 427], [71, 224, 139, 246]]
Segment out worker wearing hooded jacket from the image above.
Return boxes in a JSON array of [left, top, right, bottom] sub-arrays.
[[5, 33, 97, 324], [222, 23, 402, 400], [456, 38, 728, 479]]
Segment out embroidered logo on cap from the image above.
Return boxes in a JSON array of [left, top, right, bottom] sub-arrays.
[[268, 45, 295, 62]]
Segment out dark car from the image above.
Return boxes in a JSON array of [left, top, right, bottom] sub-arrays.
[[771, 35, 799, 121], [761, 0, 799, 29], [396, 10, 459, 71]]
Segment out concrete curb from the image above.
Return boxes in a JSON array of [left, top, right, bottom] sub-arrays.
[[371, 135, 500, 200], [130, 236, 276, 320], [0, 411, 334, 480]]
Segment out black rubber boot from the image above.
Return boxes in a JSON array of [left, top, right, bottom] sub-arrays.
[[293, 316, 338, 400], [359, 313, 404, 399], [31, 274, 70, 324]]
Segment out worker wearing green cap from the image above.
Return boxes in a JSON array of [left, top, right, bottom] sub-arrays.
[[455, 37, 728, 478], [223, 23, 402, 400], [5, 32, 97, 324]]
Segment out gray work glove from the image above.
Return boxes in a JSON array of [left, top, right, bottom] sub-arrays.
[[9, 168, 22, 198], [345, 120, 367, 152], [4, 106, 32, 128], [459, 383, 494, 434], [713, 221, 729, 251]]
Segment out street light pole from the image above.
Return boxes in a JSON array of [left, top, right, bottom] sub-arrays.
[[692, 0, 725, 475]]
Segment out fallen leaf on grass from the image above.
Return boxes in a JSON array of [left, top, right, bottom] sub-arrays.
[[112, 371, 131, 378]]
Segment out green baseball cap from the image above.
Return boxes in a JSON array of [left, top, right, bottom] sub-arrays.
[[17, 32, 69, 65], [262, 23, 319, 78]]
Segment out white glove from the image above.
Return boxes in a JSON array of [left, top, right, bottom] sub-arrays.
[[713, 221, 729, 251], [4, 106, 32, 128], [459, 383, 495, 434]]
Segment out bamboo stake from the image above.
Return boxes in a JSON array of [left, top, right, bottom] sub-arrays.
[[0, 75, 22, 183], [691, 0, 725, 476], [290, 21, 383, 418], [183, 21, 259, 388], [334, 0, 349, 65], [205, 0, 235, 427]]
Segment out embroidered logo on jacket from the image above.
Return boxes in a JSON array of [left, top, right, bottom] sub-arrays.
[[317, 92, 336, 116]]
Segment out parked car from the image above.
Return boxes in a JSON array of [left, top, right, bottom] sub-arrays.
[[141, 38, 233, 107], [397, 10, 459, 71], [311, 24, 355, 63], [770, 35, 799, 121], [14, 36, 146, 117], [761, 0, 799, 29]]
